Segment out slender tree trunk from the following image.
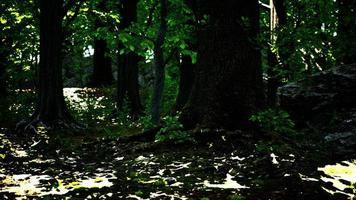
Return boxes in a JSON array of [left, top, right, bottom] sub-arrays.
[[181, 0, 264, 129], [117, 0, 143, 116], [174, 53, 195, 112], [91, 38, 113, 87], [151, 0, 168, 125], [117, 51, 143, 116], [272, 0, 287, 25], [17, 0, 79, 132], [336, 0, 356, 64], [267, 0, 287, 106]]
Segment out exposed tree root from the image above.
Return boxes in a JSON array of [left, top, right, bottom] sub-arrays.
[[15, 115, 85, 135]]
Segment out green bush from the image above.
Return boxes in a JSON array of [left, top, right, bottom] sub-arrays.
[[155, 115, 192, 143], [250, 108, 297, 136]]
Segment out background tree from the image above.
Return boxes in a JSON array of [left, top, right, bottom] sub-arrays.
[[181, 0, 264, 129], [150, 0, 168, 125], [90, 1, 114, 87], [174, 51, 195, 112], [336, 0, 356, 64], [117, 0, 143, 117]]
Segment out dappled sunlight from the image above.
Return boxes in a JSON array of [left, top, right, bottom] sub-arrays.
[[318, 160, 356, 198], [202, 173, 249, 189], [0, 172, 116, 198], [0, 133, 29, 159]]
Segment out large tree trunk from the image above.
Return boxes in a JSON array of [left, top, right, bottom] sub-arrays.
[[150, 0, 168, 125], [17, 0, 79, 132], [181, 0, 264, 129], [91, 38, 113, 87], [336, 0, 356, 64], [117, 0, 143, 116], [0, 4, 10, 97]]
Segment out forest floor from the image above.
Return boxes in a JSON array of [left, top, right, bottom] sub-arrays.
[[1, 89, 355, 199], [1, 126, 355, 200]]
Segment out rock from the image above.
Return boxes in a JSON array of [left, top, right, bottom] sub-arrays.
[[324, 132, 354, 142], [278, 64, 356, 157], [278, 64, 356, 125]]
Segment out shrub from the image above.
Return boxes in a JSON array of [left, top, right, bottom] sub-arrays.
[[250, 108, 297, 136]]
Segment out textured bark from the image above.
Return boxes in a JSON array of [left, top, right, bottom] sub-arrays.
[[267, 49, 280, 106], [174, 54, 195, 112], [0, 6, 11, 97], [181, 0, 264, 129], [16, 0, 79, 132], [117, 0, 143, 116], [151, 0, 168, 125], [0, 49, 7, 96], [336, 0, 356, 64], [91, 38, 113, 87], [117, 51, 143, 116], [267, 0, 287, 106], [272, 0, 287, 25]]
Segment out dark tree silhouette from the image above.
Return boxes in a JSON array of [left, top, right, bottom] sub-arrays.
[[117, 0, 143, 117], [90, 2, 113, 87], [151, 0, 168, 125], [91, 38, 113, 87], [0, 5, 10, 97], [0, 46, 8, 96], [336, 0, 356, 64], [181, 0, 264, 129], [174, 53, 195, 112], [16, 0, 80, 131]]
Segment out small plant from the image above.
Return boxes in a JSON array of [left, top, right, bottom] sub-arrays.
[[138, 115, 154, 130], [228, 194, 246, 200], [250, 108, 297, 136], [155, 115, 192, 143]]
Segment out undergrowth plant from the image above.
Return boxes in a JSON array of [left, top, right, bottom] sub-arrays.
[[155, 115, 192, 143], [250, 108, 297, 137]]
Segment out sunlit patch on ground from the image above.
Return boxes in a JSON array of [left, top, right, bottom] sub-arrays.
[[202, 173, 249, 189], [318, 160, 356, 198], [0, 172, 116, 198], [63, 88, 115, 122], [0, 133, 29, 159]]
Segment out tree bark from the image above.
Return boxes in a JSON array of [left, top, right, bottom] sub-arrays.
[[117, 0, 143, 116], [16, 0, 79, 132], [90, 38, 113, 87], [174, 53, 195, 112], [90, 1, 113, 87], [151, 0, 168, 125], [0, 5, 11, 97], [0, 48, 7, 96], [336, 0, 356, 64], [181, 0, 264, 129], [272, 0, 287, 25]]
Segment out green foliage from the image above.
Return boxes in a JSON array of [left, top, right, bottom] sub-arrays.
[[259, 0, 338, 82], [228, 194, 246, 200], [0, 91, 35, 124], [250, 109, 297, 136], [139, 115, 154, 130], [155, 115, 192, 143], [65, 88, 115, 126]]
